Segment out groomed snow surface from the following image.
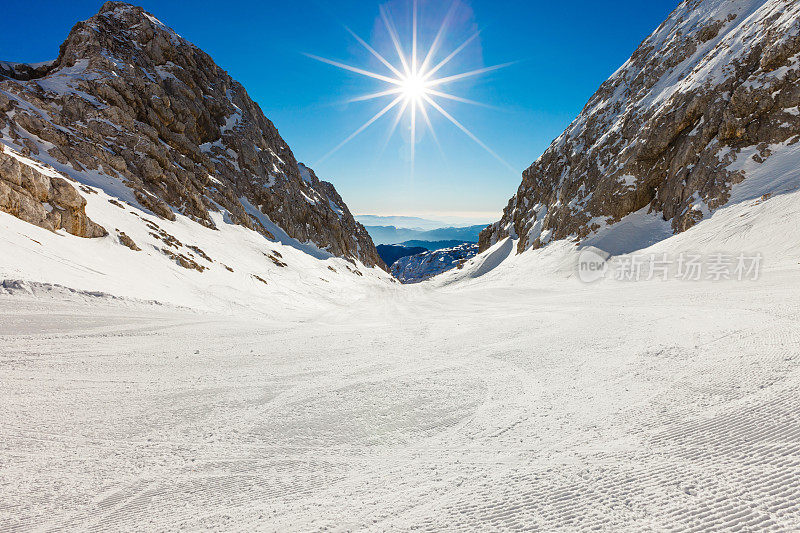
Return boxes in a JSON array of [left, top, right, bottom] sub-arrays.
[[2, 182, 800, 530]]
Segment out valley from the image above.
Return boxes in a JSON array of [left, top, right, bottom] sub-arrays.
[[3, 246, 799, 530], [2, 0, 800, 530]]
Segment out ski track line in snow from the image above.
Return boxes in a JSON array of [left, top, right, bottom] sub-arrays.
[[1, 271, 800, 531]]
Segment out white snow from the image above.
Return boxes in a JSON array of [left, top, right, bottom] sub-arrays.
[[579, 207, 674, 255], [221, 89, 242, 133], [262, 174, 276, 188], [2, 0, 800, 524], [328, 198, 344, 218], [154, 62, 180, 81], [237, 196, 333, 262], [0, 146, 387, 314], [298, 163, 311, 183], [299, 190, 317, 205], [725, 138, 800, 205], [2, 183, 800, 529], [141, 11, 182, 45], [33, 59, 103, 107]]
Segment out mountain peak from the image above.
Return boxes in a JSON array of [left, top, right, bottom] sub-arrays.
[[98, 1, 138, 14], [94, 1, 180, 38], [481, 0, 800, 255], [54, 1, 187, 73], [0, 3, 385, 269]]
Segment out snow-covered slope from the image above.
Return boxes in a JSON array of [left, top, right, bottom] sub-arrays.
[[0, 2, 393, 311], [481, 0, 800, 254], [3, 190, 800, 530], [0, 1, 384, 286], [440, 177, 800, 290], [0, 145, 393, 315], [3, 2, 800, 530]]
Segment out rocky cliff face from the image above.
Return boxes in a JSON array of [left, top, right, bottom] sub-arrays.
[[481, 0, 800, 253], [0, 148, 106, 238], [0, 2, 384, 268]]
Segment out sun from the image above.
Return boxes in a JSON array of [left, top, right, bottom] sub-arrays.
[[401, 74, 426, 102], [306, 0, 515, 173]]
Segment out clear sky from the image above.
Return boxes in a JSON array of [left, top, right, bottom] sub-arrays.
[[3, 0, 678, 223]]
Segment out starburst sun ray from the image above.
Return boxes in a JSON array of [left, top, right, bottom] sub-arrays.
[[421, 31, 480, 81], [425, 62, 517, 87], [380, 98, 410, 157], [348, 87, 404, 103], [424, 88, 497, 109], [380, 5, 411, 76], [310, 1, 513, 174], [345, 27, 405, 79], [423, 94, 516, 173], [304, 54, 402, 86], [417, 1, 460, 77], [317, 94, 405, 164]]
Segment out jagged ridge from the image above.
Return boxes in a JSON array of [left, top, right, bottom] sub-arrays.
[[481, 0, 800, 254], [0, 1, 384, 268]]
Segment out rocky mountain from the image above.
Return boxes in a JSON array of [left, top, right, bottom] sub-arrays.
[[0, 1, 384, 269], [391, 243, 479, 283], [481, 0, 800, 254]]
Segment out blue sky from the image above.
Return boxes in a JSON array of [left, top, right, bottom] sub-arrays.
[[3, 0, 678, 222]]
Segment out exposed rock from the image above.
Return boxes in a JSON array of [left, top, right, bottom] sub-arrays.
[[0, 2, 384, 269], [187, 245, 212, 262], [118, 231, 140, 251], [266, 253, 288, 268], [0, 149, 106, 237], [480, 0, 800, 254], [161, 248, 204, 272]]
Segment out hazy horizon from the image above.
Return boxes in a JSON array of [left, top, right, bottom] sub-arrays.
[[355, 212, 499, 227]]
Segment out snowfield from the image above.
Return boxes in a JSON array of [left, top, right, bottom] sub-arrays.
[[2, 189, 800, 531], [2, 0, 799, 528]]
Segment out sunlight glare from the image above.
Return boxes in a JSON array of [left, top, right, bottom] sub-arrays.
[[401, 73, 426, 101], [309, 0, 515, 173]]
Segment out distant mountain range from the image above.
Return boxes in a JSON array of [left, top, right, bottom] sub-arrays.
[[363, 224, 488, 246], [377, 240, 474, 268], [355, 215, 495, 231], [390, 243, 479, 283], [354, 215, 450, 231], [398, 240, 470, 251], [375, 244, 428, 267]]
